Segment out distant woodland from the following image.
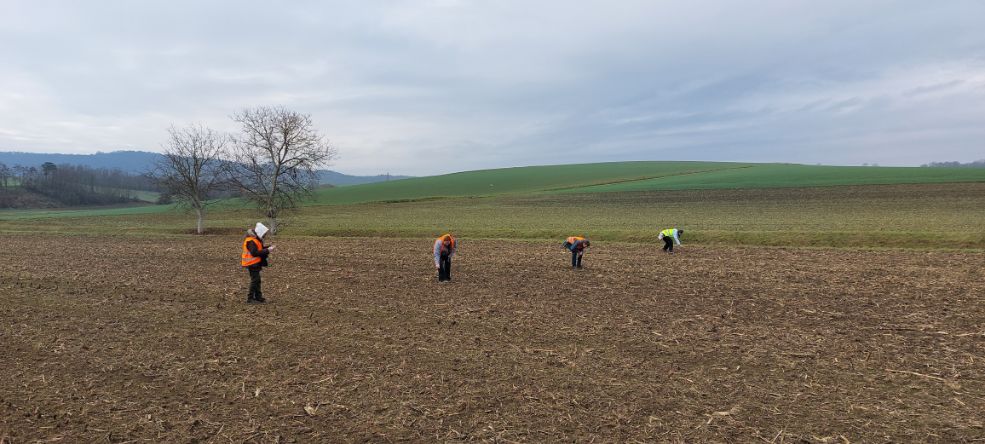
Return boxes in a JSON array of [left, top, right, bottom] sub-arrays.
[[921, 160, 985, 168], [0, 161, 160, 208]]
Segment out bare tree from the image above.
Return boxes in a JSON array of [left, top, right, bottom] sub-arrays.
[[155, 124, 229, 234], [225, 106, 337, 233]]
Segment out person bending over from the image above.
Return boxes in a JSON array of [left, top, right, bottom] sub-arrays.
[[433, 233, 456, 282], [562, 236, 590, 269], [658, 228, 683, 254]]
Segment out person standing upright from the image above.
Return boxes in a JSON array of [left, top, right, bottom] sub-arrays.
[[242, 222, 275, 303], [658, 228, 683, 254], [433, 233, 456, 282]]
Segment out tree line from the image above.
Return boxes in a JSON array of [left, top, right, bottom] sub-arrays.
[[155, 106, 337, 234], [921, 160, 985, 168], [0, 161, 159, 208], [1, 106, 335, 221]]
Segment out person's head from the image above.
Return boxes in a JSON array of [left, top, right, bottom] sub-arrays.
[[678, 229, 684, 237], [583, 239, 591, 247], [441, 234, 452, 246], [254, 222, 270, 239]]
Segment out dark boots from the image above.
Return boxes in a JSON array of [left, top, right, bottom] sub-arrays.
[[247, 268, 265, 303]]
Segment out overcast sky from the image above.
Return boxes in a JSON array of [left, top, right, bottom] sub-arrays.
[[2, 1, 984, 175]]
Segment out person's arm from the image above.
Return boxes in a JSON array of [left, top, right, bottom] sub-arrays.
[[674, 231, 682, 246], [433, 240, 441, 267]]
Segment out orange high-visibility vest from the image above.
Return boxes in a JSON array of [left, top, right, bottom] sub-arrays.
[[241, 237, 263, 267], [566, 236, 585, 244]]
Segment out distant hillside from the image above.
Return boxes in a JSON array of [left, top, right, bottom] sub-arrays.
[[0, 151, 161, 174], [310, 161, 985, 205], [0, 150, 407, 185], [317, 170, 412, 186]]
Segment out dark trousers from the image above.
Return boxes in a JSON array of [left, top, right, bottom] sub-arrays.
[[663, 237, 674, 252], [571, 250, 583, 268], [248, 268, 263, 300], [438, 254, 452, 281]]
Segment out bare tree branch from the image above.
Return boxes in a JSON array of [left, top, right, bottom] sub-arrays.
[[224, 106, 338, 233], [153, 124, 229, 234]]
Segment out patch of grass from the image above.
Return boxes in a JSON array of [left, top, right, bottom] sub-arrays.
[[101, 188, 159, 203], [3, 183, 983, 250], [0, 204, 171, 220]]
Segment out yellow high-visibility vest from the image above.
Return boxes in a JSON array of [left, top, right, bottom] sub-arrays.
[[660, 228, 676, 237]]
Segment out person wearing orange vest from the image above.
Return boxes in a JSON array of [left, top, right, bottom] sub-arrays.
[[562, 236, 590, 269], [242, 222, 276, 303], [658, 228, 683, 254], [433, 234, 456, 282]]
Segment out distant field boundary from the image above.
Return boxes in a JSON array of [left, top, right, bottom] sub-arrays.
[[540, 165, 755, 193], [1, 227, 982, 251]]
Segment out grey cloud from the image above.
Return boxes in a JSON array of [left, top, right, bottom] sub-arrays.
[[1, 1, 984, 175]]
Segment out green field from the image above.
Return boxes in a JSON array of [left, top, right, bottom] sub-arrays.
[[0, 204, 169, 220], [103, 187, 160, 203], [3, 162, 984, 249], [310, 161, 747, 205], [310, 161, 985, 205], [565, 163, 985, 192]]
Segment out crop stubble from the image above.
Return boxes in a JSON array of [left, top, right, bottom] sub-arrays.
[[1, 235, 984, 442]]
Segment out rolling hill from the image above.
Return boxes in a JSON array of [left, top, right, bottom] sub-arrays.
[[309, 161, 985, 205]]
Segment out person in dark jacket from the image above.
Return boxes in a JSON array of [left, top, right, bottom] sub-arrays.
[[241, 222, 276, 303], [562, 236, 590, 269]]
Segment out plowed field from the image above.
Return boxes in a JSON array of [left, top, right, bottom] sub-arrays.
[[2, 235, 984, 442]]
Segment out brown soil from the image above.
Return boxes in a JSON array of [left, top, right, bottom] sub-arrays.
[[1, 235, 984, 443]]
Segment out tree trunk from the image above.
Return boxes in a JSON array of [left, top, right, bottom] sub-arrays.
[[268, 216, 277, 235], [195, 207, 205, 235]]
